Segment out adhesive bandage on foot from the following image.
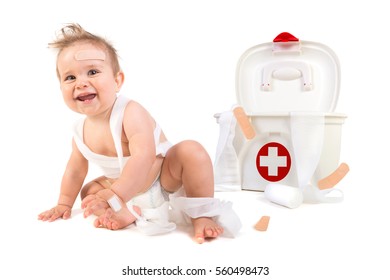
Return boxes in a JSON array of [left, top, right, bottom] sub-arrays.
[[255, 216, 270, 231], [317, 163, 349, 190], [75, 49, 106, 61], [107, 194, 122, 212], [233, 106, 256, 140]]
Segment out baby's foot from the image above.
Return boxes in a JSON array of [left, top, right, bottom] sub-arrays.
[[191, 217, 224, 244], [95, 205, 141, 230]]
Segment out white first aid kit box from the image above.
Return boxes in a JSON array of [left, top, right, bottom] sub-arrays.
[[214, 32, 346, 194]]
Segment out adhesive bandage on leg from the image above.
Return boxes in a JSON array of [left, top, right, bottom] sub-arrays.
[[255, 216, 270, 231], [233, 106, 256, 140], [317, 163, 349, 190], [107, 194, 122, 212], [75, 49, 106, 61]]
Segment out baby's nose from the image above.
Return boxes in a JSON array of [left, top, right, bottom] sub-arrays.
[[76, 79, 89, 88]]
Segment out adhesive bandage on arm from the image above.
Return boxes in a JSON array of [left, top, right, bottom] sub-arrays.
[[317, 163, 349, 190], [233, 106, 256, 140], [107, 194, 122, 212], [74, 49, 106, 61]]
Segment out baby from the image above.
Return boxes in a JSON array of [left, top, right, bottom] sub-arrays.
[[38, 23, 241, 243]]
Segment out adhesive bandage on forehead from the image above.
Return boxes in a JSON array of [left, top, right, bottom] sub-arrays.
[[74, 49, 106, 61]]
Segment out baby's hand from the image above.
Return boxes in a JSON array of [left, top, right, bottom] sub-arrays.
[[38, 204, 72, 222], [81, 189, 113, 218]]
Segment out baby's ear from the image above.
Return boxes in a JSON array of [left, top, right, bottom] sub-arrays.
[[115, 71, 125, 92]]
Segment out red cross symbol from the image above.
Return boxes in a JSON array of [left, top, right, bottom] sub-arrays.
[[256, 142, 291, 182]]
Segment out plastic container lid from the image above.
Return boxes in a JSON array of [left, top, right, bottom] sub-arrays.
[[236, 32, 341, 115]]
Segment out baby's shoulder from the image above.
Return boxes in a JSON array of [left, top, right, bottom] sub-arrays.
[[123, 99, 154, 125], [124, 99, 149, 117]]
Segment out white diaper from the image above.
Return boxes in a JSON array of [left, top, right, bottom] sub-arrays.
[[126, 179, 176, 235]]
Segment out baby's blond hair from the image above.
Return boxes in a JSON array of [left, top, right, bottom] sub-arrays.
[[50, 23, 121, 78]]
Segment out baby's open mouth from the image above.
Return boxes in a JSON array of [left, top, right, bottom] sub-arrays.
[[76, 94, 96, 102]]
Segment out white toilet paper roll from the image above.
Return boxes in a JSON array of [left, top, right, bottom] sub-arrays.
[[264, 183, 303, 209]]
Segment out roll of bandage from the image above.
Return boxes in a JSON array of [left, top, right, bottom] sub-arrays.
[[264, 183, 303, 209]]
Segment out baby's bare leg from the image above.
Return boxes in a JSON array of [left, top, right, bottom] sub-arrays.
[[161, 140, 223, 243]]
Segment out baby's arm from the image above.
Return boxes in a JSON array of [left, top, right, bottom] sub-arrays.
[[38, 140, 88, 221], [110, 101, 157, 202]]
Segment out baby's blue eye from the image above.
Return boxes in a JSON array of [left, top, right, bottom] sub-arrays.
[[64, 75, 76, 81], [88, 69, 99, 75]]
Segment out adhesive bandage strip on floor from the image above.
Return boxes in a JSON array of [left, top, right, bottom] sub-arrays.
[[255, 216, 270, 231]]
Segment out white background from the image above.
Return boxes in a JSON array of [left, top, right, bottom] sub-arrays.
[[1, 0, 388, 279]]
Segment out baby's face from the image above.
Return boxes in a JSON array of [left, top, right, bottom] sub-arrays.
[[57, 43, 123, 117]]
